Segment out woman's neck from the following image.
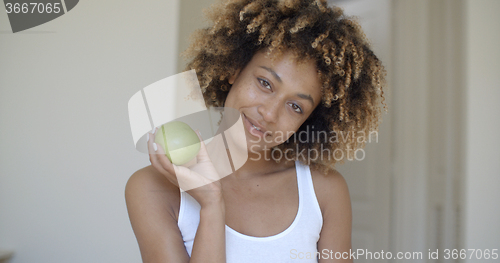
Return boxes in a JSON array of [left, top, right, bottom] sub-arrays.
[[226, 148, 295, 180]]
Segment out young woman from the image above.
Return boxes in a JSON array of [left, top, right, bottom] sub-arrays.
[[125, 0, 386, 262]]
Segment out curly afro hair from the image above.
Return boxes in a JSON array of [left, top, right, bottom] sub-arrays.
[[181, 0, 387, 173]]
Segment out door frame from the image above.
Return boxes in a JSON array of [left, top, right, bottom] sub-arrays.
[[391, 0, 465, 259]]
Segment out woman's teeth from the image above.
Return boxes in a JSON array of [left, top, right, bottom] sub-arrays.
[[252, 124, 261, 131]]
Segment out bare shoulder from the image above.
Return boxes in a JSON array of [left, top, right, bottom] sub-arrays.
[[125, 165, 181, 221], [311, 167, 353, 257], [126, 165, 179, 193], [126, 165, 176, 192], [310, 167, 351, 216], [125, 166, 189, 262]]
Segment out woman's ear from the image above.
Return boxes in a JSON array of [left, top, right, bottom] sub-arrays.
[[228, 69, 241, 85]]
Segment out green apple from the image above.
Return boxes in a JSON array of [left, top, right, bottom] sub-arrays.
[[154, 121, 201, 165]]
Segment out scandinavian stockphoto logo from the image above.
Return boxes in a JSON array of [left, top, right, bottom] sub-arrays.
[[4, 0, 79, 33], [127, 70, 249, 191]]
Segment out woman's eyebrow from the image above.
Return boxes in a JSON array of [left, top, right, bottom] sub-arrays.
[[296, 93, 315, 107], [259, 66, 282, 83]]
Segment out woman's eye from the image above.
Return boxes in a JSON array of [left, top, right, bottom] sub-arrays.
[[288, 103, 303, 114], [258, 78, 272, 90]]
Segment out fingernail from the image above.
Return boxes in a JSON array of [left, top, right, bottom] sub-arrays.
[[152, 127, 156, 134], [153, 143, 158, 152], [147, 133, 149, 141]]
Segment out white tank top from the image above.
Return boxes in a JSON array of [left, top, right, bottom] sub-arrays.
[[177, 160, 323, 262]]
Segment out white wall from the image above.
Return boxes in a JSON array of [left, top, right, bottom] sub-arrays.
[[464, 0, 500, 257], [177, 0, 216, 72], [0, 0, 179, 262]]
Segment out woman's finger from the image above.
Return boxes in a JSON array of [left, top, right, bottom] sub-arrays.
[[148, 128, 169, 175], [150, 129, 182, 187], [154, 140, 177, 177], [194, 130, 212, 163], [147, 128, 158, 160], [156, 144, 210, 192], [147, 129, 158, 154]]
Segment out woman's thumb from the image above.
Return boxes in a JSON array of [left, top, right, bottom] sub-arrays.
[[195, 130, 211, 162]]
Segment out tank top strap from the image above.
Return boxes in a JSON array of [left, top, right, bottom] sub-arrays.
[[294, 160, 323, 224]]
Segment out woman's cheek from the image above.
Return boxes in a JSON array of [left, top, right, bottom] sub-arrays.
[[243, 85, 259, 102]]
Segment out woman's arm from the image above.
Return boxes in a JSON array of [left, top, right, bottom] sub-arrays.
[[125, 166, 226, 263], [126, 129, 226, 263], [125, 166, 189, 262], [313, 169, 353, 263]]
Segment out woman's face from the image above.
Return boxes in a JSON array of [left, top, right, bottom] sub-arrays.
[[225, 49, 322, 151]]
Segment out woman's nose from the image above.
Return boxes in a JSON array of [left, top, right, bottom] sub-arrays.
[[257, 99, 280, 123]]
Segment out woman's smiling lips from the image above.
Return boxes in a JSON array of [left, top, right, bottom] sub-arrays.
[[243, 113, 269, 139]]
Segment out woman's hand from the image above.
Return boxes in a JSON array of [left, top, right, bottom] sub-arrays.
[[147, 127, 224, 208]]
